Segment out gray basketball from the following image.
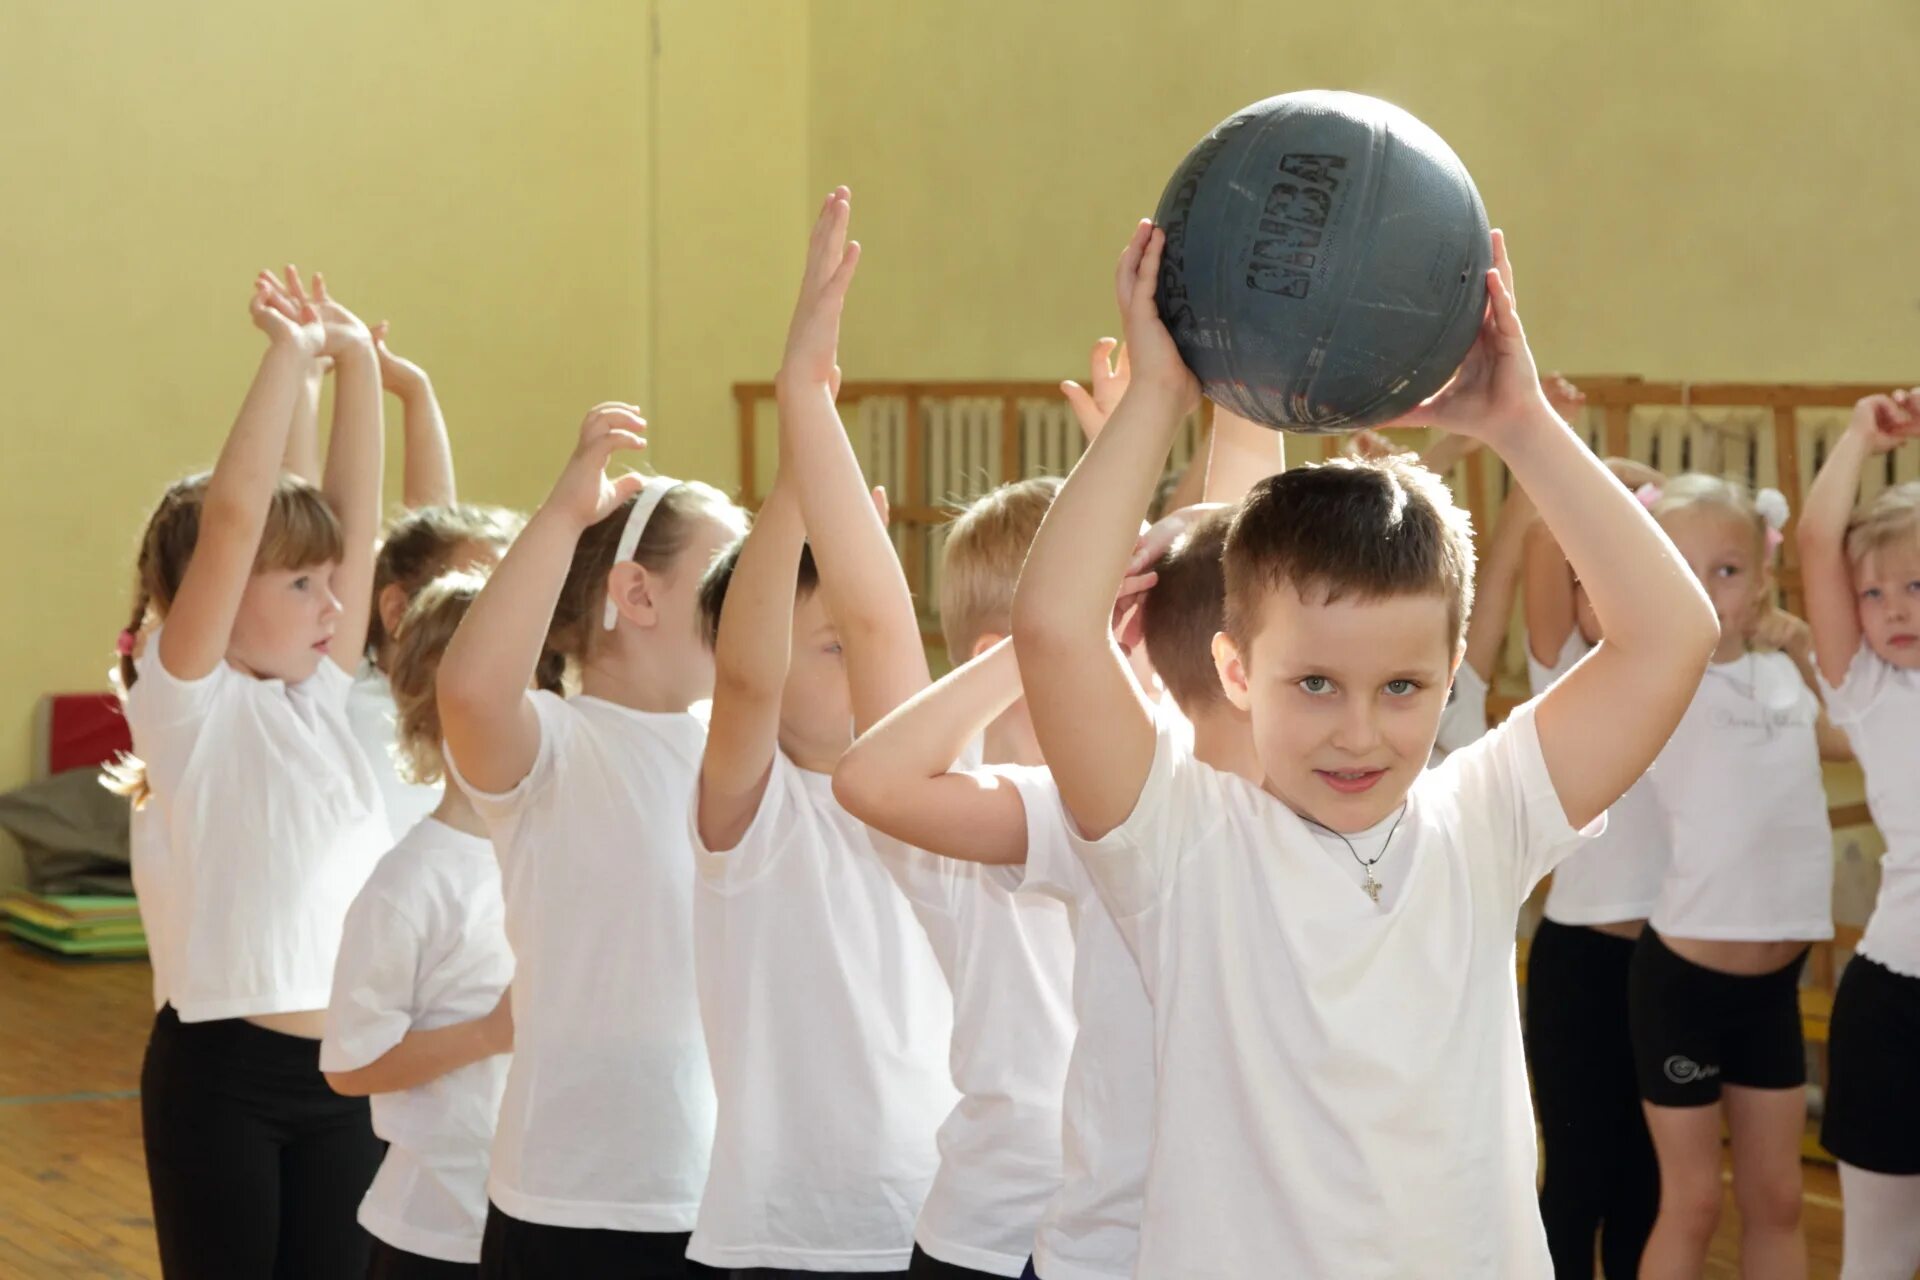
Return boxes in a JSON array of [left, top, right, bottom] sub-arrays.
[[1153, 91, 1491, 433]]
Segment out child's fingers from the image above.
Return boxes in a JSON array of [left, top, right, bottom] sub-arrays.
[[311, 271, 330, 305], [1115, 220, 1152, 312], [608, 471, 651, 506], [1113, 341, 1131, 385], [596, 429, 649, 462], [870, 485, 890, 526], [1091, 336, 1119, 382], [1061, 380, 1098, 431], [1490, 229, 1515, 304], [1133, 228, 1166, 312], [827, 239, 862, 297], [1484, 267, 1523, 342]]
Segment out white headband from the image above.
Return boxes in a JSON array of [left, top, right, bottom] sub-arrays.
[[601, 475, 681, 631]]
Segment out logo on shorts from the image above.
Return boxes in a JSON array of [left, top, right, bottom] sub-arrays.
[[1663, 1055, 1721, 1085]]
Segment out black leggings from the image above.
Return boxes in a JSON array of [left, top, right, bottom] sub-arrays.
[[368, 1238, 478, 1278], [479, 1203, 711, 1278], [907, 1243, 999, 1278], [1524, 920, 1660, 1279], [141, 1004, 385, 1280]]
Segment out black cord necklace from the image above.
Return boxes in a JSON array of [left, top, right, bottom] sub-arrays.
[[1300, 805, 1408, 904]]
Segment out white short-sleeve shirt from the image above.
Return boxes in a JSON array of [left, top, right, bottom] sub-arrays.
[[321, 818, 512, 1263], [124, 634, 390, 1021], [1647, 653, 1835, 942], [1069, 700, 1596, 1278], [1819, 645, 1920, 976], [997, 766, 1154, 1280], [1525, 634, 1670, 925], [875, 804, 1076, 1276], [446, 692, 715, 1232], [347, 662, 442, 841], [685, 750, 955, 1272]]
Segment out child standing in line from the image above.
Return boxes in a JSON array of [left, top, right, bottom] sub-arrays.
[[115, 268, 392, 1278], [1796, 389, 1920, 1280], [1011, 222, 1716, 1276], [438, 405, 744, 1278], [1630, 474, 1852, 1279], [325, 572, 519, 1279]]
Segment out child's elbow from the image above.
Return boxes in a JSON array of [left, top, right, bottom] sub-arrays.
[[831, 751, 883, 825], [1010, 587, 1075, 662]]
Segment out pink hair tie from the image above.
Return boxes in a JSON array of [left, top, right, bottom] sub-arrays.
[[1765, 526, 1786, 556], [1634, 482, 1663, 509], [115, 630, 136, 657]]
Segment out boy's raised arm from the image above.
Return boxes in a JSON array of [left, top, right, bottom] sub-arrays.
[[1013, 223, 1199, 840]]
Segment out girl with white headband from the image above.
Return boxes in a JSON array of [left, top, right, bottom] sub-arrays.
[[438, 404, 746, 1277], [1627, 473, 1852, 1277]]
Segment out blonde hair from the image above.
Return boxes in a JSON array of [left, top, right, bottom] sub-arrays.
[[368, 504, 523, 659], [105, 473, 345, 805], [1845, 481, 1920, 569], [1647, 473, 1776, 559], [937, 477, 1061, 663], [542, 479, 741, 689]]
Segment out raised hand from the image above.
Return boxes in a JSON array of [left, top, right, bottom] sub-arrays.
[[1115, 222, 1200, 413], [778, 187, 862, 393], [1386, 230, 1550, 443], [272, 265, 373, 361], [1062, 337, 1131, 442], [372, 321, 432, 401], [1846, 388, 1920, 455], [548, 403, 651, 530], [250, 271, 323, 356]]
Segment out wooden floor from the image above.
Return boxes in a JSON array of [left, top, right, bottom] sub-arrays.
[[0, 940, 1851, 1278]]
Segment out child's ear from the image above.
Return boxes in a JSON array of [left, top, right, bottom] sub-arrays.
[[377, 582, 411, 641], [1212, 631, 1253, 712], [605, 561, 659, 630], [970, 631, 1006, 660]]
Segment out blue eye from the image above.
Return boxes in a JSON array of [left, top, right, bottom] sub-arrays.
[[1385, 679, 1419, 696], [1862, 586, 1883, 601], [292, 576, 309, 590], [1299, 676, 1333, 695]]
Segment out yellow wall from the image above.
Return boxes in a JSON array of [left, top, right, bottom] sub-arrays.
[[8, 1, 1919, 885], [0, 2, 658, 883], [807, 0, 1920, 385]]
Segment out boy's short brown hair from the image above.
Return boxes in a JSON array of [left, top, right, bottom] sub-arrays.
[[938, 477, 1062, 663], [1222, 454, 1475, 655], [1142, 508, 1234, 715]]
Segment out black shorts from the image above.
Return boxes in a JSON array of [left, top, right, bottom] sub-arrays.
[[478, 1205, 704, 1278], [1822, 953, 1920, 1174], [1628, 928, 1809, 1107]]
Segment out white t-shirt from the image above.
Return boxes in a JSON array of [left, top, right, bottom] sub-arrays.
[[447, 692, 715, 1232], [321, 818, 513, 1263], [998, 766, 1154, 1280], [1819, 645, 1920, 977], [1647, 652, 1835, 942], [1068, 700, 1596, 1278], [348, 662, 442, 841], [686, 750, 955, 1272], [1525, 634, 1669, 925], [877, 803, 1076, 1276], [1431, 662, 1490, 762], [1526, 629, 1588, 697], [124, 634, 389, 1021]]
